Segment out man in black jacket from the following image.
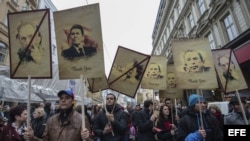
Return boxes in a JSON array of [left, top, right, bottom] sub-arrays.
[[137, 100, 157, 141], [93, 93, 127, 141]]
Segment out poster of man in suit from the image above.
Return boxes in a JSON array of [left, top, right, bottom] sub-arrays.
[[54, 3, 105, 79], [172, 39, 218, 89]]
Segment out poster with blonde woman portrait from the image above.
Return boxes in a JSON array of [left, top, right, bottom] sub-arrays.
[[54, 4, 105, 80], [8, 9, 52, 79]]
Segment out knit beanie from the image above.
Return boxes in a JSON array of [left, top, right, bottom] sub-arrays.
[[188, 94, 205, 106]]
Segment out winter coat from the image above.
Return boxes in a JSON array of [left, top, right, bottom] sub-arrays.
[[0, 124, 25, 141], [93, 104, 127, 141], [155, 118, 175, 141], [176, 107, 223, 141], [32, 110, 92, 141], [224, 110, 250, 125], [30, 116, 46, 138], [136, 108, 156, 141]]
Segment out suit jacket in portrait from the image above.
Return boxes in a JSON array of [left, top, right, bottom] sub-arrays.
[[62, 45, 97, 60]]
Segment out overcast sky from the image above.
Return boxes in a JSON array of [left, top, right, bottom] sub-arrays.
[[51, 0, 160, 75]]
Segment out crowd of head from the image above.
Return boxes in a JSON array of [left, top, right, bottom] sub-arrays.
[[1, 90, 250, 141]]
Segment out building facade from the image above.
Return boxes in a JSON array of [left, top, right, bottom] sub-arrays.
[[37, 0, 57, 64], [152, 0, 250, 101]]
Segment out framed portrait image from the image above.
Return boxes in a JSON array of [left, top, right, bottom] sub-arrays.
[[54, 3, 105, 80], [86, 91, 103, 104], [8, 9, 52, 79], [141, 55, 167, 90], [212, 48, 248, 93], [159, 90, 184, 103], [172, 38, 218, 89], [108, 46, 150, 98]]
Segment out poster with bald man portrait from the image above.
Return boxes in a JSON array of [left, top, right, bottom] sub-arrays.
[[54, 3, 105, 79], [141, 55, 167, 90], [172, 39, 218, 89], [8, 9, 52, 79]]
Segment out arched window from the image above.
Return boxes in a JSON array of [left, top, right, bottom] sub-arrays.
[[0, 42, 7, 63]]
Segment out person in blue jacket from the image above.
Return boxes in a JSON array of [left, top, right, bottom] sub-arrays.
[[176, 94, 223, 141]]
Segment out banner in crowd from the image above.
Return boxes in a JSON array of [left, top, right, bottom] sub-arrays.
[[172, 38, 218, 89], [167, 64, 177, 89], [212, 49, 248, 93], [87, 74, 109, 93], [8, 9, 52, 79], [136, 93, 144, 104], [108, 46, 150, 98], [86, 91, 103, 104], [159, 89, 184, 103], [141, 56, 167, 90], [54, 4, 105, 79]]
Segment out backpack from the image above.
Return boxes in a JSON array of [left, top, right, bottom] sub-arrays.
[[129, 125, 136, 140]]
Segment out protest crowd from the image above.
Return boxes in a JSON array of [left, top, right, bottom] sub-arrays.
[[1, 89, 250, 141]]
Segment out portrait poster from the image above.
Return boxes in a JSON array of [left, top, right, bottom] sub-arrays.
[[54, 3, 105, 79], [87, 74, 109, 93], [144, 92, 154, 101], [166, 64, 181, 93], [141, 56, 167, 90], [159, 90, 184, 103], [212, 49, 248, 93], [136, 93, 144, 104], [86, 91, 103, 104], [8, 9, 52, 79], [108, 46, 150, 98], [172, 38, 218, 89]]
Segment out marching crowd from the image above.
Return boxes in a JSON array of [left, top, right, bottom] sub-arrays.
[[0, 89, 250, 141]]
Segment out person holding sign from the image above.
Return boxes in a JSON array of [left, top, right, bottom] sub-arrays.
[[176, 94, 223, 141], [136, 100, 157, 141], [92, 93, 127, 141], [24, 89, 92, 141], [154, 105, 176, 141], [224, 96, 250, 125]]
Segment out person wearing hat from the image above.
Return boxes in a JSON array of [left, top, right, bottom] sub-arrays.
[[24, 89, 93, 141], [224, 96, 250, 125], [176, 94, 223, 141]]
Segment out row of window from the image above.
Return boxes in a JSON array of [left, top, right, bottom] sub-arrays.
[[155, 0, 238, 57]]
